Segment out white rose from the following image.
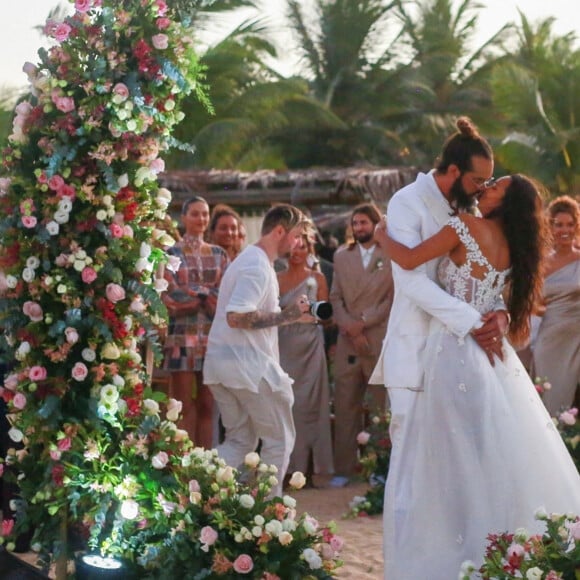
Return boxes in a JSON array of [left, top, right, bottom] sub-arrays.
[[166, 255, 181, 273], [265, 520, 283, 537], [143, 399, 160, 416], [238, 494, 255, 509], [54, 209, 70, 224], [289, 471, 307, 489], [216, 466, 234, 483], [252, 526, 263, 538], [8, 428, 24, 443], [96, 209, 107, 221], [81, 348, 96, 362], [526, 568, 543, 580], [254, 515, 265, 526], [244, 452, 261, 468], [46, 221, 60, 235], [22, 267, 35, 282], [5, 275, 18, 289], [154, 278, 168, 292], [151, 451, 169, 470], [135, 257, 153, 273], [26, 256, 40, 269], [283, 495, 296, 509], [117, 173, 129, 188], [58, 197, 73, 213], [166, 398, 182, 422], [120, 499, 139, 520]]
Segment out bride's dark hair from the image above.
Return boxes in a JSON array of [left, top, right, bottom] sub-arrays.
[[486, 174, 548, 345]]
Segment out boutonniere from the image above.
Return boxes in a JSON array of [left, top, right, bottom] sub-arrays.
[[373, 259, 384, 272]]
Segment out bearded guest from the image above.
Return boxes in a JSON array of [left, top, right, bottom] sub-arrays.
[[328, 203, 394, 487]]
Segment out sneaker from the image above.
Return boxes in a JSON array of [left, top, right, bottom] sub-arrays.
[[328, 476, 350, 488]]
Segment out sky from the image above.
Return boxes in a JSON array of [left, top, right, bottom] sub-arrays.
[[0, 0, 577, 93]]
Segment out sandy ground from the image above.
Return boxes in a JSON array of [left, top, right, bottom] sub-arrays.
[[295, 477, 384, 579], [12, 479, 383, 579]]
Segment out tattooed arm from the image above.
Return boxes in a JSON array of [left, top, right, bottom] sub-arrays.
[[227, 297, 310, 329]]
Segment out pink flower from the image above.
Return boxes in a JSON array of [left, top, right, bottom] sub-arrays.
[[22, 216, 37, 228], [48, 175, 65, 192], [4, 374, 18, 391], [81, 267, 97, 284], [53, 22, 72, 43], [189, 479, 200, 493], [52, 94, 75, 113], [1, 518, 14, 537], [58, 437, 72, 451], [329, 535, 345, 553], [112, 82, 129, 101], [152, 34, 169, 50], [356, 431, 370, 445], [156, 17, 171, 30], [569, 520, 580, 540], [0, 464, 4, 477], [29, 366, 47, 381], [65, 327, 79, 344], [200, 526, 218, 547], [71, 362, 88, 382], [233, 554, 254, 575], [559, 411, 577, 426], [12, 393, 27, 410], [154, 0, 168, 16], [110, 223, 124, 238], [23, 301, 43, 322], [50, 449, 62, 461], [105, 283, 125, 303], [152, 451, 169, 469], [75, 0, 92, 12]]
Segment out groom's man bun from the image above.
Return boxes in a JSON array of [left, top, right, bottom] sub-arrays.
[[435, 116, 493, 173]]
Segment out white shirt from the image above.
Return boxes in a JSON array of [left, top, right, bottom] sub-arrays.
[[358, 243, 376, 269], [203, 245, 293, 393]]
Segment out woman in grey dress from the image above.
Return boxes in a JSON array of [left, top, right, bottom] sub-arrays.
[[533, 195, 580, 414], [277, 234, 334, 481]]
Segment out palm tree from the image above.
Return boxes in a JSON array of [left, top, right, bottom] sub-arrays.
[[380, 0, 511, 167], [490, 12, 580, 193]]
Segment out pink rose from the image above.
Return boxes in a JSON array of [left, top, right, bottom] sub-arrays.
[[65, 327, 79, 344], [53, 22, 72, 42], [149, 158, 165, 174], [22, 216, 37, 228], [4, 373, 18, 391], [71, 362, 88, 382], [356, 431, 370, 445], [0, 464, 4, 477], [112, 82, 129, 101], [106, 283, 125, 303], [151, 34, 169, 50], [329, 535, 344, 553], [200, 526, 218, 547], [48, 175, 65, 192], [189, 479, 200, 493], [75, 0, 92, 12], [12, 393, 27, 410], [29, 366, 47, 381], [23, 301, 43, 322], [50, 449, 61, 461], [152, 451, 169, 469], [156, 17, 171, 30], [109, 223, 124, 238], [559, 411, 577, 426], [58, 437, 72, 451], [233, 554, 254, 575], [570, 520, 580, 540], [52, 95, 75, 113], [81, 267, 97, 284], [154, 0, 168, 16], [1, 518, 14, 537]]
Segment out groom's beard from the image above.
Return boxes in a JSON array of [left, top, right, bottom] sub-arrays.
[[354, 231, 374, 244], [449, 177, 477, 213]]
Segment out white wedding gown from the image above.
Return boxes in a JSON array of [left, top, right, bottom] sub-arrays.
[[384, 217, 580, 580]]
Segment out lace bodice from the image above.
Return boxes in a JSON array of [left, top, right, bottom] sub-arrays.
[[437, 216, 510, 314]]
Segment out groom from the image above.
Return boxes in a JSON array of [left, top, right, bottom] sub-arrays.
[[371, 117, 510, 579]]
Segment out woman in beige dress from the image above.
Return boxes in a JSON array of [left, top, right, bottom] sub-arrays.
[[533, 195, 580, 415], [277, 234, 334, 482]]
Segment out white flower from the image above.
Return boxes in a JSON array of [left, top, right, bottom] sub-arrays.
[[289, 471, 307, 489], [526, 568, 543, 580], [96, 209, 107, 221], [252, 526, 263, 538], [143, 399, 160, 416], [120, 499, 140, 520], [302, 548, 322, 569], [244, 452, 260, 468], [216, 466, 234, 483], [54, 209, 70, 224], [254, 515, 265, 526], [58, 197, 73, 213], [356, 431, 370, 445], [135, 257, 153, 273], [8, 428, 24, 443], [151, 451, 169, 470], [117, 173, 129, 188], [81, 348, 96, 362], [166, 398, 182, 422], [239, 494, 255, 509], [166, 254, 181, 273], [5, 275, 18, 289], [100, 384, 119, 404], [26, 256, 40, 269], [278, 531, 293, 546], [283, 495, 297, 509], [140, 242, 152, 258], [15, 341, 31, 361], [46, 221, 60, 235], [22, 267, 35, 282], [265, 519, 283, 537]]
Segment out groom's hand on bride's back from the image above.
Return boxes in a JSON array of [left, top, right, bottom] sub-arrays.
[[471, 310, 510, 365]]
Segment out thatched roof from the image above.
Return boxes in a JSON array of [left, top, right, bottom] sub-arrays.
[[159, 166, 418, 211]]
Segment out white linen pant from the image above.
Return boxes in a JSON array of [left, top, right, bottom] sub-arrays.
[[209, 379, 296, 497]]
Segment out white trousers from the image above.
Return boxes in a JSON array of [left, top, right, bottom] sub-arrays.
[[209, 379, 296, 497]]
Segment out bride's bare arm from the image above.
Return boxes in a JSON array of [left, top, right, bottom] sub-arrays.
[[374, 216, 460, 269]]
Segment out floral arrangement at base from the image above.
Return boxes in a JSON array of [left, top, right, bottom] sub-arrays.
[[0, 0, 342, 576], [553, 407, 580, 472], [346, 412, 391, 518], [459, 510, 580, 580]]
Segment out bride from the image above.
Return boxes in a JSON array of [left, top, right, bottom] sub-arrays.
[[375, 174, 580, 579]]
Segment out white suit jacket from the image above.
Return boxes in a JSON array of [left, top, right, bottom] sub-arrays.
[[370, 171, 483, 390]]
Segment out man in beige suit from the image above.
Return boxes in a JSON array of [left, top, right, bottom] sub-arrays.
[[329, 202, 393, 487]]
